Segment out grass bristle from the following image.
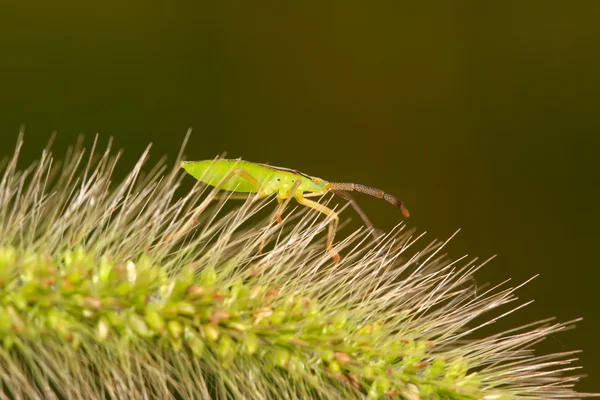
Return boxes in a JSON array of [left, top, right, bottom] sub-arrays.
[[0, 130, 596, 399]]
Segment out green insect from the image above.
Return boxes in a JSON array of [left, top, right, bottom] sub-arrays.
[[170, 159, 410, 263]]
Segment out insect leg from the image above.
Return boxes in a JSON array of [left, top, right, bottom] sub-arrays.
[[258, 179, 303, 256], [257, 195, 285, 255], [165, 168, 263, 241], [295, 194, 341, 264], [191, 168, 263, 221], [275, 179, 303, 224], [213, 193, 256, 201]]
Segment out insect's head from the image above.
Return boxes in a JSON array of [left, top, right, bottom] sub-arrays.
[[304, 176, 330, 194]]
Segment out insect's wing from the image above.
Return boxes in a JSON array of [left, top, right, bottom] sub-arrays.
[[181, 160, 261, 193]]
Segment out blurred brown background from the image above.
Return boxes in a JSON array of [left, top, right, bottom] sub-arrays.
[[0, 2, 598, 392]]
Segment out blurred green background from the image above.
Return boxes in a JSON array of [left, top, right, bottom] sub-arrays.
[[1, 2, 598, 392]]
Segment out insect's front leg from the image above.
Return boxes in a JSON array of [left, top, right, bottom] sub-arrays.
[[295, 194, 341, 264]]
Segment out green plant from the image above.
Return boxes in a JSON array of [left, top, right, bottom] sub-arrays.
[[0, 132, 595, 399]]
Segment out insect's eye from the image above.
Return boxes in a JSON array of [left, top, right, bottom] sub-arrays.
[[313, 178, 321, 184]]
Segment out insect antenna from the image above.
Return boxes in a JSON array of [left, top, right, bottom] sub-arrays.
[[329, 182, 410, 218]]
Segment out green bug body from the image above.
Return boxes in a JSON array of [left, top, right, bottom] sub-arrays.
[[182, 159, 329, 198], [172, 158, 410, 264]]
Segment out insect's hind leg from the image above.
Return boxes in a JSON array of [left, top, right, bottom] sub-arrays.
[[295, 194, 341, 264], [213, 193, 256, 201], [165, 168, 263, 241]]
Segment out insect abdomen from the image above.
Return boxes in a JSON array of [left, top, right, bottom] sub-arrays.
[[181, 159, 273, 193]]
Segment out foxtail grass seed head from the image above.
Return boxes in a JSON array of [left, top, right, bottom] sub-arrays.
[[0, 130, 596, 399]]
